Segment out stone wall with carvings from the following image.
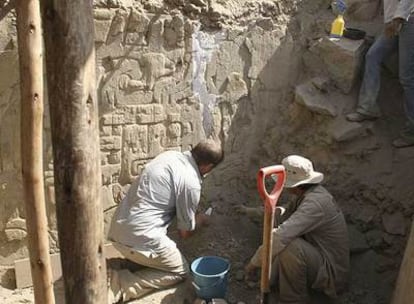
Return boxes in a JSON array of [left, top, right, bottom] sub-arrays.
[[0, 1, 300, 267]]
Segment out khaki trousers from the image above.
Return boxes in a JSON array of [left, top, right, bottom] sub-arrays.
[[271, 238, 326, 304], [111, 242, 189, 302]]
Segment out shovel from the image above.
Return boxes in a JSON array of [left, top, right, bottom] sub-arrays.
[[257, 165, 286, 304]]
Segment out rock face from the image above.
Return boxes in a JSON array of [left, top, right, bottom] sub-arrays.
[[346, 0, 381, 21], [0, 1, 410, 304]]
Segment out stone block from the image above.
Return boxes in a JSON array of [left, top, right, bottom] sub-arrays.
[[123, 125, 148, 159], [309, 37, 368, 93], [167, 112, 181, 122], [136, 104, 166, 124], [171, 87, 193, 104], [101, 113, 125, 126], [100, 136, 122, 151], [94, 19, 112, 44], [5, 217, 27, 241], [100, 125, 112, 136], [311, 76, 330, 93], [295, 81, 337, 116], [148, 124, 167, 157], [101, 152, 108, 165], [0, 51, 19, 93], [94, 9, 114, 21], [382, 212, 406, 235], [130, 159, 147, 177], [222, 72, 248, 103], [112, 125, 122, 136], [101, 165, 121, 186], [107, 152, 121, 164], [125, 9, 150, 46], [101, 186, 115, 211], [167, 122, 182, 146]]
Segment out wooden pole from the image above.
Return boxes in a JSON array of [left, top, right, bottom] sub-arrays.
[[40, 1, 106, 303], [391, 221, 414, 304], [16, 0, 55, 303]]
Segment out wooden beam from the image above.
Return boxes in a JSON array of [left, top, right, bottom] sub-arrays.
[[16, 0, 55, 303], [40, 1, 106, 303], [391, 221, 414, 304]]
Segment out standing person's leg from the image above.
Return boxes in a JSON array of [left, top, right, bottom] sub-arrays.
[[109, 242, 189, 303], [346, 34, 398, 122], [393, 16, 414, 147], [270, 238, 324, 304]]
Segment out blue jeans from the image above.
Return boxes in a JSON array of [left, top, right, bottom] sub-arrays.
[[357, 16, 414, 134]]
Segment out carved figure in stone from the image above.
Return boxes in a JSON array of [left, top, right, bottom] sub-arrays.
[[124, 125, 148, 156], [148, 18, 164, 50], [130, 160, 146, 176], [125, 8, 150, 45], [148, 124, 167, 157], [140, 53, 175, 90], [167, 122, 182, 146], [108, 9, 128, 39], [182, 121, 193, 135], [100, 58, 153, 109], [164, 14, 185, 48], [118, 74, 145, 92]]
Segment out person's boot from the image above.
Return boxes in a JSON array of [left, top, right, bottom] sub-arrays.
[[346, 112, 378, 122], [107, 269, 123, 304]]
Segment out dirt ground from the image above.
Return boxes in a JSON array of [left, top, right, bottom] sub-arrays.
[[0, 206, 349, 304]]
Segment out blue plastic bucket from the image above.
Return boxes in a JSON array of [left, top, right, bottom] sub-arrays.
[[190, 256, 230, 301]]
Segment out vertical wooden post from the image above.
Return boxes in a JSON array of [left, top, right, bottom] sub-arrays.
[[16, 1, 55, 303], [40, 1, 106, 303], [391, 221, 414, 304]]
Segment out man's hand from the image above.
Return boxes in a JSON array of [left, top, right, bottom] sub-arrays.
[[384, 18, 404, 38], [244, 262, 259, 281], [195, 213, 210, 227]]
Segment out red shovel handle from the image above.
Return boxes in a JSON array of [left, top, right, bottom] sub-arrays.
[[257, 165, 286, 303], [257, 165, 286, 209]]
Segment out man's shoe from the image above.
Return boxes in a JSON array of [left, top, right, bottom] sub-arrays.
[[346, 112, 378, 122], [107, 269, 123, 304], [392, 137, 414, 148]]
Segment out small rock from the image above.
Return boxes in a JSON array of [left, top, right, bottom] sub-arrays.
[[311, 76, 330, 93], [382, 212, 406, 235], [210, 299, 227, 304], [235, 270, 244, 281]]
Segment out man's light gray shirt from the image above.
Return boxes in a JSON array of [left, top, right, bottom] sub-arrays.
[[108, 150, 202, 255], [384, 0, 414, 23]]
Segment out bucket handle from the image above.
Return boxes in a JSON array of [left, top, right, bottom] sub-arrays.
[[192, 275, 225, 291]]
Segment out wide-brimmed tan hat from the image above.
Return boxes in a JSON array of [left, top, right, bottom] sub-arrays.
[[281, 155, 324, 188]]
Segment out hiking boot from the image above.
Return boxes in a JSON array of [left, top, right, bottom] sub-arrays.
[[107, 269, 123, 304], [346, 112, 378, 122], [392, 136, 414, 148], [393, 128, 414, 148]]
